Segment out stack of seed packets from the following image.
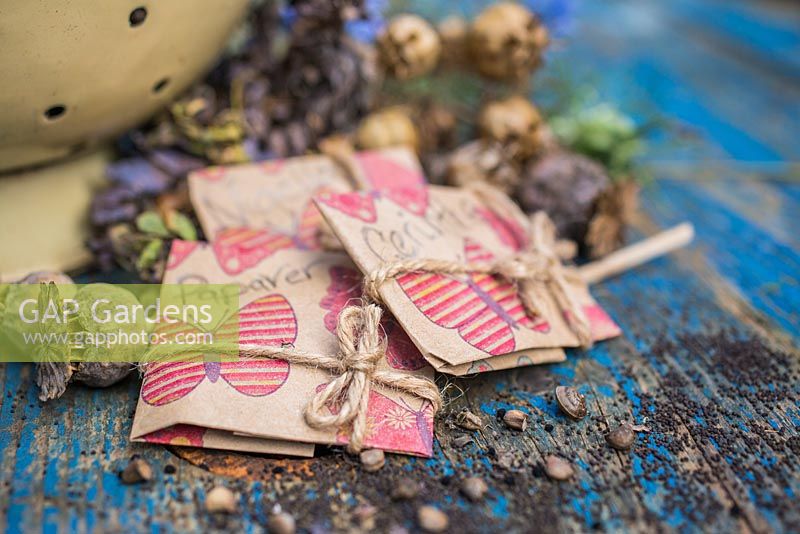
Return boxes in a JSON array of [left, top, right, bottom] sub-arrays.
[[132, 147, 436, 457], [315, 185, 622, 375], [130, 242, 436, 457], [131, 147, 620, 457]]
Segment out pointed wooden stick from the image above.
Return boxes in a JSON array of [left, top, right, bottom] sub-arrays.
[[577, 223, 695, 285]]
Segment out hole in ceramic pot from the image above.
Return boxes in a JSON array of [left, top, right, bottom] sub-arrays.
[[129, 7, 148, 27], [152, 77, 170, 94], [44, 105, 67, 121]]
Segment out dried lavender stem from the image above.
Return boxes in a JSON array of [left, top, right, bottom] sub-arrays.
[[577, 223, 694, 285]]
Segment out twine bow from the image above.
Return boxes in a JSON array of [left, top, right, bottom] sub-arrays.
[[363, 210, 593, 348], [144, 302, 441, 454]]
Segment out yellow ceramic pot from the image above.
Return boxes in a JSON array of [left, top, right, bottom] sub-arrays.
[[0, 0, 250, 171]]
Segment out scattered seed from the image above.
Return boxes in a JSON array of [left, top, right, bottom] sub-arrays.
[[120, 458, 152, 484], [354, 504, 377, 530], [268, 510, 296, 534], [544, 455, 574, 481], [452, 435, 473, 448], [392, 477, 420, 500], [606, 423, 636, 450], [495, 450, 515, 470], [205, 486, 237, 514], [417, 505, 449, 533], [555, 386, 587, 420], [455, 410, 483, 430], [460, 477, 488, 501], [502, 409, 528, 431], [360, 449, 386, 472]]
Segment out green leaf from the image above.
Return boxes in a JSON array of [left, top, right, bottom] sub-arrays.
[[136, 239, 164, 272], [136, 211, 170, 237], [166, 212, 198, 241]]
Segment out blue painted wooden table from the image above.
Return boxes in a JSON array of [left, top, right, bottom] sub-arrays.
[[1, 0, 799, 532]]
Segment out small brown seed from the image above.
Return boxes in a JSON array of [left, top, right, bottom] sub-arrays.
[[544, 455, 574, 481], [455, 410, 483, 430], [205, 486, 237, 514], [502, 409, 528, 431], [460, 477, 489, 501], [392, 477, 420, 500], [417, 505, 449, 533], [606, 423, 636, 450], [360, 449, 386, 472], [555, 386, 587, 420], [267, 511, 296, 534], [354, 504, 377, 530], [120, 458, 152, 484], [452, 435, 473, 448]]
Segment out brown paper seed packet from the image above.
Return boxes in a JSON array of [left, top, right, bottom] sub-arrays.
[[131, 241, 436, 457], [316, 185, 621, 369], [140, 424, 315, 457], [188, 147, 426, 246]]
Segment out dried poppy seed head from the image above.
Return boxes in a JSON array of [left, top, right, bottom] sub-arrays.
[[378, 14, 441, 80], [469, 2, 549, 81], [478, 96, 544, 161]]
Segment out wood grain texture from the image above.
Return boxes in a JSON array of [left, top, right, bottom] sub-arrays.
[[1, 0, 799, 532]]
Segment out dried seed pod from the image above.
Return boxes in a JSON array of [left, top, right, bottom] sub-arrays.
[[478, 96, 544, 161], [268, 510, 296, 534], [503, 409, 529, 431], [120, 458, 153, 484], [360, 448, 386, 472], [356, 107, 419, 152], [586, 180, 640, 258], [544, 455, 574, 481], [452, 435, 473, 448], [72, 362, 133, 388], [205, 486, 237, 514], [436, 15, 469, 68], [516, 151, 611, 248], [469, 2, 549, 81], [354, 504, 378, 530], [459, 477, 489, 501], [378, 14, 441, 80], [438, 16, 469, 67], [418, 103, 458, 152], [417, 505, 449, 533], [455, 409, 483, 431], [555, 386, 587, 420], [392, 477, 420, 500], [446, 140, 520, 194], [606, 423, 636, 450]]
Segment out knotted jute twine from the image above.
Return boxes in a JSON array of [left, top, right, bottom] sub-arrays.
[[143, 302, 441, 454], [362, 209, 594, 348]]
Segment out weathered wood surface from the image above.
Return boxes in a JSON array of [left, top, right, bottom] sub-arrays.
[[1, 0, 799, 532]]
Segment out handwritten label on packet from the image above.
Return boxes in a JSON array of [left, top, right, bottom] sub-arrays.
[[315, 185, 621, 368]]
